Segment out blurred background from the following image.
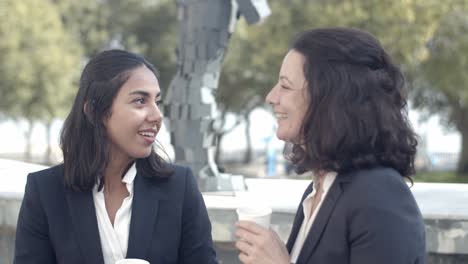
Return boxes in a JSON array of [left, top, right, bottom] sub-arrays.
[[0, 0, 467, 183]]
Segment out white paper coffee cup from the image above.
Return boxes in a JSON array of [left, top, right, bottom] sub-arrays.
[[236, 207, 272, 228], [115, 259, 150, 264]]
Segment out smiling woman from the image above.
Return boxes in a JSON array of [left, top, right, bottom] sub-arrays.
[[236, 28, 425, 264], [266, 51, 309, 143], [104, 66, 163, 163], [14, 50, 217, 264]]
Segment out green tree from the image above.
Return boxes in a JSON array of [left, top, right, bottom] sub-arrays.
[[241, 0, 444, 88], [119, 0, 178, 91], [55, 0, 178, 90], [418, 7, 468, 174], [0, 0, 82, 162], [218, 20, 269, 164], [218, 0, 468, 174], [52, 0, 112, 57]]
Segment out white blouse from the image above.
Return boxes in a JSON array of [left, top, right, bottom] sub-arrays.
[[93, 163, 136, 264], [290, 171, 337, 263]]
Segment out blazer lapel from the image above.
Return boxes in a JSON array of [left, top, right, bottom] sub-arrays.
[[126, 173, 168, 259], [286, 183, 313, 252], [296, 173, 351, 263], [65, 188, 104, 263]]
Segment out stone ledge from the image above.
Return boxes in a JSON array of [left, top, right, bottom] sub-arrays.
[[206, 205, 468, 255], [1, 160, 468, 257], [425, 218, 468, 254], [203, 179, 468, 255], [2, 180, 468, 255]]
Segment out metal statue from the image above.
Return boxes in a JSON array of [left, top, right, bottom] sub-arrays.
[[165, 0, 271, 191]]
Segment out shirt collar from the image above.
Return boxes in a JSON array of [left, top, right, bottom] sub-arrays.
[[93, 162, 137, 195], [303, 171, 337, 200], [122, 162, 137, 195], [312, 171, 337, 191]]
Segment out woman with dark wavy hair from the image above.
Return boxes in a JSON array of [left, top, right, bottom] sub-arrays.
[[14, 49, 217, 264], [235, 28, 426, 264]]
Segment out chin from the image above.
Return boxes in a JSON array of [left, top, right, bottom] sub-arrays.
[[276, 132, 289, 142], [133, 149, 152, 159], [142, 150, 153, 158], [276, 131, 300, 143]]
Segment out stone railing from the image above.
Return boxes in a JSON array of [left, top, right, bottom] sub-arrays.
[[204, 179, 468, 264], [1, 160, 468, 264]]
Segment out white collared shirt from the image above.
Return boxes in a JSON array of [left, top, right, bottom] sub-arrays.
[[290, 171, 337, 263], [93, 162, 136, 264]]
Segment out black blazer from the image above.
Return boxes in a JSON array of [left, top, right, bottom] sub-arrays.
[[286, 167, 426, 264], [14, 164, 217, 264]]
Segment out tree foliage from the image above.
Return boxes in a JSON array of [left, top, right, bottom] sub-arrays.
[[0, 0, 82, 161], [120, 0, 178, 91], [52, 0, 113, 57], [1, 0, 468, 171], [218, 0, 468, 173], [417, 4, 468, 173], [52, 0, 177, 90], [0, 0, 81, 121]]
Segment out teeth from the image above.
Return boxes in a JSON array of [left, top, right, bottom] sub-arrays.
[[139, 132, 155, 137], [275, 113, 287, 119]]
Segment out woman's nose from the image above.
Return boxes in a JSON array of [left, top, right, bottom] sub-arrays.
[[265, 85, 278, 105], [148, 103, 163, 122]]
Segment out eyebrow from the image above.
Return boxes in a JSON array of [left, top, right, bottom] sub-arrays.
[[129, 90, 161, 98], [280, 76, 294, 86]]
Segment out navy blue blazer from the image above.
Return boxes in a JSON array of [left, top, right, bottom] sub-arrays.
[[14, 164, 218, 264], [286, 167, 426, 264]]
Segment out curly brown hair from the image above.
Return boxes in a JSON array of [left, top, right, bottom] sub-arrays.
[[288, 28, 418, 178]]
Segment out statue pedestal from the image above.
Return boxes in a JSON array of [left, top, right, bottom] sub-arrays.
[[197, 173, 246, 193]]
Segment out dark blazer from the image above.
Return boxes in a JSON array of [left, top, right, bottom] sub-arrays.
[[286, 167, 426, 264], [14, 164, 217, 264]]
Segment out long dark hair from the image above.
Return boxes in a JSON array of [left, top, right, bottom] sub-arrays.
[[289, 28, 418, 178], [60, 49, 173, 192]]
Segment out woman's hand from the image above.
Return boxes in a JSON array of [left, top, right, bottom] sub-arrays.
[[235, 221, 290, 264]]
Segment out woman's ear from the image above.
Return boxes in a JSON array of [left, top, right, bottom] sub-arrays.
[[83, 100, 95, 125]]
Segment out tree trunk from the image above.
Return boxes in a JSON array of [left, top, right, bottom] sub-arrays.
[[451, 102, 468, 176], [214, 110, 228, 165], [243, 112, 252, 164], [457, 124, 468, 175], [44, 120, 53, 165], [214, 132, 225, 165], [24, 119, 34, 162], [213, 109, 242, 165]]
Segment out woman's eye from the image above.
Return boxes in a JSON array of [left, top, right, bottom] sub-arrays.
[[156, 100, 163, 106], [281, 85, 290, 90], [134, 98, 145, 104]]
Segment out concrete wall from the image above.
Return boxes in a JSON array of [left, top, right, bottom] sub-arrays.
[[207, 209, 468, 264], [2, 178, 468, 264], [203, 180, 468, 264], [0, 196, 21, 264]]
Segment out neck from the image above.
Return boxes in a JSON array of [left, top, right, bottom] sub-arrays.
[[314, 171, 327, 189], [104, 156, 134, 191]]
